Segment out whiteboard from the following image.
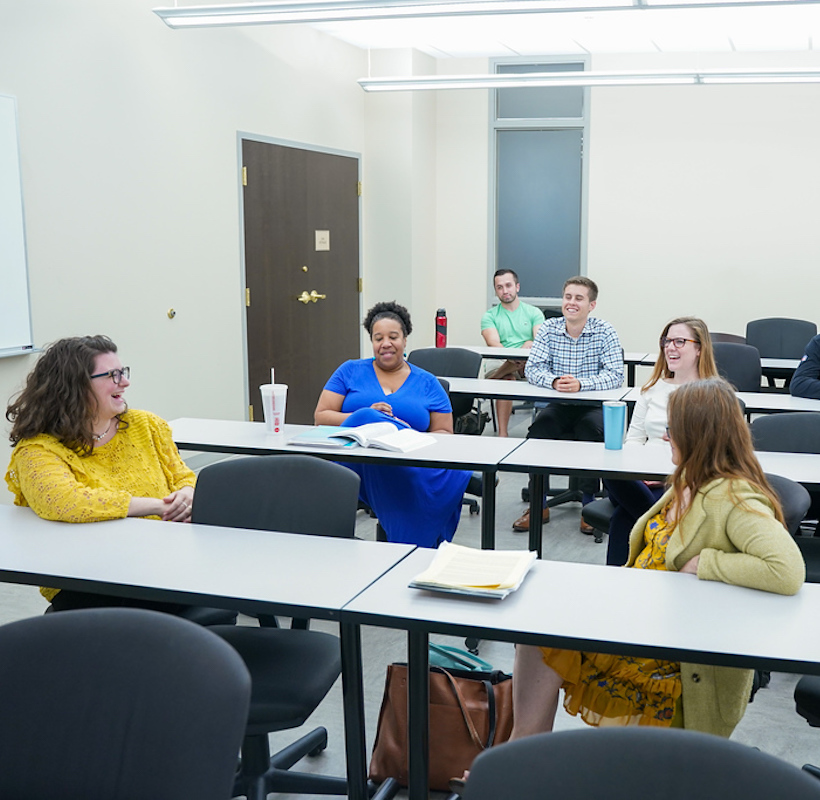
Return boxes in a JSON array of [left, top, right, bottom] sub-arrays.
[[0, 94, 33, 358]]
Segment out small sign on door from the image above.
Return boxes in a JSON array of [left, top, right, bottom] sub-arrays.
[[315, 230, 330, 251]]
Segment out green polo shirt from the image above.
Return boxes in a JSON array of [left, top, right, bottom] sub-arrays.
[[480, 302, 544, 348]]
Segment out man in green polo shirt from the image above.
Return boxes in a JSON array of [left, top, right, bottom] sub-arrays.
[[481, 269, 544, 437]]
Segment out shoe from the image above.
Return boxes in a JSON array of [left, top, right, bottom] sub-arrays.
[[512, 506, 550, 531], [580, 519, 596, 535]]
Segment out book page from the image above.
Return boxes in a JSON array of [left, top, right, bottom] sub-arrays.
[[371, 428, 435, 452], [327, 422, 397, 445], [411, 542, 536, 590]]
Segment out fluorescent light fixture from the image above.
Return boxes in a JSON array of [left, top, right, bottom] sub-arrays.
[[357, 68, 820, 90], [153, 0, 819, 28]]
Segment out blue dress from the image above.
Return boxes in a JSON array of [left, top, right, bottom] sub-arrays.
[[324, 359, 471, 548]]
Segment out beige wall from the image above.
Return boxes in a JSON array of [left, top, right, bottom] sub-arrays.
[[432, 51, 820, 351], [2, 2, 820, 504], [0, 0, 366, 454]]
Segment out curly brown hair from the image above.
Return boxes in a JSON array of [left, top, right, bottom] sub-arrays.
[[363, 301, 413, 337], [6, 335, 127, 456]]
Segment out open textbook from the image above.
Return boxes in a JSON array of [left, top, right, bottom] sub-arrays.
[[288, 422, 435, 453], [409, 542, 537, 599]]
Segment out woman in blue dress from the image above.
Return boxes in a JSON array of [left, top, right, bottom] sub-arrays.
[[314, 301, 471, 547]]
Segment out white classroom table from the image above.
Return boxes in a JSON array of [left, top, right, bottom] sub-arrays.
[[452, 345, 649, 386], [639, 354, 800, 371], [171, 418, 526, 549], [498, 439, 820, 554], [344, 547, 820, 800], [0, 504, 413, 800], [622, 386, 820, 415], [444, 377, 631, 405], [736, 392, 820, 414]]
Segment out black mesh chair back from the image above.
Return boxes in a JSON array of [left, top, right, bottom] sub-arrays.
[[746, 317, 817, 359], [710, 331, 747, 344], [0, 607, 250, 800], [407, 347, 482, 419], [764, 473, 811, 536], [462, 728, 820, 800], [751, 414, 820, 577], [193, 453, 359, 539], [713, 342, 762, 391], [751, 412, 820, 455]]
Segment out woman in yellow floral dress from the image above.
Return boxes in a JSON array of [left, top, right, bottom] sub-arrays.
[[511, 378, 805, 739]]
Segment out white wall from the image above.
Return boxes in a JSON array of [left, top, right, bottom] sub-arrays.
[[588, 51, 820, 351], [434, 51, 820, 352], [3, 1, 820, 480], [435, 60, 492, 348], [363, 49, 440, 350], [0, 0, 367, 450]]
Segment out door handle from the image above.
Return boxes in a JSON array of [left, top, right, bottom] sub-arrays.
[[297, 290, 327, 304]]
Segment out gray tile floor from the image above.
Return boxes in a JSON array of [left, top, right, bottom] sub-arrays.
[[2, 406, 818, 798]]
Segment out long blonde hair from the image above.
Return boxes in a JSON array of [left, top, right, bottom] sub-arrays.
[[642, 317, 718, 392], [665, 378, 784, 529]]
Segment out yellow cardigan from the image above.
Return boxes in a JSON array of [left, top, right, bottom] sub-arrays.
[[627, 478, 805, 737], [5, 409, 196, 602]]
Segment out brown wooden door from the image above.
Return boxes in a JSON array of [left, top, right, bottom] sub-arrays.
[[242, 140, 360, 424]]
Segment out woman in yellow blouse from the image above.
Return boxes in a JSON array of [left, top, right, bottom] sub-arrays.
[[5, 335, 196, 611], [510, 378, 805, 739]]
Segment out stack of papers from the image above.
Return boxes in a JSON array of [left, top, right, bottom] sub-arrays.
[[409, 542, 537, 599]]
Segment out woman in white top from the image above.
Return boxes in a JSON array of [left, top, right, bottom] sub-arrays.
[[604, 317, 718, 565]]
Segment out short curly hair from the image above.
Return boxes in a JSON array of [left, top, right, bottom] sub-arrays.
[[363, 301, 413, 337]]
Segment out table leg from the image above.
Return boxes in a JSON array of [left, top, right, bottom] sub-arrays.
[[408, 628, 430, 800], [340, 621, 368, 800], [480, 469, 496, 550], [528, 472, 545, 558]]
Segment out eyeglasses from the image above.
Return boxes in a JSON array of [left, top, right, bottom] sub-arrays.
[[660, 336, 698, 349], [90, 367, 130, 385]]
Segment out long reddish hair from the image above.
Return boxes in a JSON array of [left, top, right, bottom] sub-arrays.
[[665, 378, 784, 529], [643, 317, 718, 392]]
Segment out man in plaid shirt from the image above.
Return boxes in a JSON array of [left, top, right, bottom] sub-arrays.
[[512, 276, 624, 533]]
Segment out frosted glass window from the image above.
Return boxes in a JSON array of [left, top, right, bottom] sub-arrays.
[[496, 129, 582, 297], [497, 63, 584, 119]]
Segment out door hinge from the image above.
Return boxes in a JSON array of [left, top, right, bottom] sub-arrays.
[[357, 277, 363, 293], [357, 181, 362, 197], [246, 287, 251, 307], [249, 404, 254, 421], [242, 166, 248, 186]]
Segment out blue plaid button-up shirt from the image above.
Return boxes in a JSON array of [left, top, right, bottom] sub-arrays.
[[525, 316, 624, 391]]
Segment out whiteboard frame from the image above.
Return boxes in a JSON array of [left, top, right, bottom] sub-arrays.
[[0, 93, 34, 359]]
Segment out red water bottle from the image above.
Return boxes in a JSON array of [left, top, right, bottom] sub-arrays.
[[435, 308, 447, 348]]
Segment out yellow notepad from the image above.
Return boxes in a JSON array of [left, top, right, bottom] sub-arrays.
[[409, 542, 537, 599]]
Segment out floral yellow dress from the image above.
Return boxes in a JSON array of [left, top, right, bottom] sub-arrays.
[[540, 508, 683, 727]]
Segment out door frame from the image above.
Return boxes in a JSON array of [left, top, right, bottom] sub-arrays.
[[236, 132, 363, 417]]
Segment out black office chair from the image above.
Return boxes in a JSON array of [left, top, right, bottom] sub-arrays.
[[191, 454, 361, 800], [710, 331, 747, 344], [0, 607, 251, 800], [407, 347, 486, 432], [713, 342, 762, 392], [461, 728, 820, 799], [795, 676, 820, 782], [751, 413, 820, 573], [746, 317, 817, 390]]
